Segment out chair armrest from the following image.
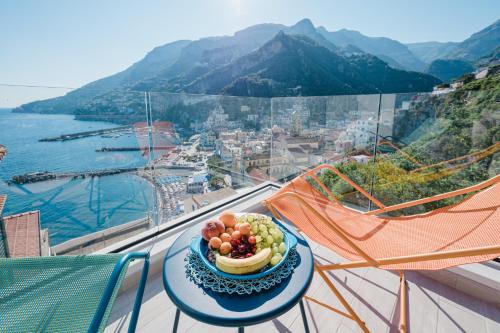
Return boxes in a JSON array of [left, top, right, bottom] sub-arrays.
[[89, 252, 150, 333]]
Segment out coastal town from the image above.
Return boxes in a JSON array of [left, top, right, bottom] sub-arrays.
[[132, 93, 411, 224], [6, 92, 426, 229]]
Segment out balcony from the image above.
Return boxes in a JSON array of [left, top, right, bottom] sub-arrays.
[[95, 184, 500, 333], [0, 85, 499, 332]]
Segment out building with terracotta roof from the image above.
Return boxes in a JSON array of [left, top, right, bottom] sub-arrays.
[[0, 195, 50, 258], [3, 211, 43, 257]]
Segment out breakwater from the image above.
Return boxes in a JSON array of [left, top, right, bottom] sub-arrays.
[[10, 167, 141, 185], [39, 125, 132, 142]]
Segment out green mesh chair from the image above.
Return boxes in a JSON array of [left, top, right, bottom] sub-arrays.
[[0, 252, 150, 333]]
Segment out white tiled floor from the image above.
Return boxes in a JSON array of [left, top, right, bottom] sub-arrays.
[[105, 236, 500, 333]]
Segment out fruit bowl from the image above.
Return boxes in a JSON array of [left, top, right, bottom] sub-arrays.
[[190, 214, 297, 280]]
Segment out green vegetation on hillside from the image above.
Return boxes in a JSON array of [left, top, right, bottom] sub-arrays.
[[317, 72, 499, 214]]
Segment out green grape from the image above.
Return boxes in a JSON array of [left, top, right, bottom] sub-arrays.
[[279, 242, 286, 254], [266, 235, 274, 244], [270, 255, 281, 266], [247, 215, 254, 222], [251, 225, 259, 234], [275, 229, 283, 240], [260, 230, 268, 238], [272, 246, 279, 254], [255, 235, 262, 243], [259, 224, 267, 233]]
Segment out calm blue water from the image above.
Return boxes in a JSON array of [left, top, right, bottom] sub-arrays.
[[0, 109, 154, 245]]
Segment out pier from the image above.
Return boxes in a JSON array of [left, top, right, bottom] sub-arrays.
[[39, 125, 132, 142], [95, 146, 176, 152]]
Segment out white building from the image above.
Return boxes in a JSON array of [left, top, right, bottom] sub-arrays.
[[200, 132, 216, 150], [187, 173, 208, 194], [335, 118, 376, 153]]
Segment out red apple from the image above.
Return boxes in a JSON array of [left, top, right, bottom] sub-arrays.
[[201, 220, 223, 241], [214, 220, 225, 234]]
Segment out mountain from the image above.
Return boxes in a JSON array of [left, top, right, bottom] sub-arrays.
[[132, 23, 286, 92], [318, 28, 426, 71], [475, 46, 500, 67], [407, 20, 500, 64], [134, 19, 339, 92], [18, 39, 192, 114], [285, 19, 338, 52], [426, 59, 474, 82], [185, 32, 440, 97], [445, 19, 500, 61], [406, 41, 459, 63], [16, 18, 443, 118]]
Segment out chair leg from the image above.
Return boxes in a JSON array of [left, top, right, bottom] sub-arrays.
[[128, 257, 150, 333], [314, 263, 370, 333], [399, 271, 407, 333]]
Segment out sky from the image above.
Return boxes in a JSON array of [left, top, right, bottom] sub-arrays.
[[0, 0, 499, 107]]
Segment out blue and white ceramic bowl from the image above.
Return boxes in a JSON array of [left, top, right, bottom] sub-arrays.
[[190, 214, 298, 280]]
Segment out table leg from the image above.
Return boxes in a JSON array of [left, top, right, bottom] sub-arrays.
[[172, 308, 181, 333], [299, 299, 310, 333], [238, 327, 244, 333]]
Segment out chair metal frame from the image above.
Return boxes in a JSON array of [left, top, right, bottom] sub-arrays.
[[89, 252, 150, 333], [264, 164, 500, 333]]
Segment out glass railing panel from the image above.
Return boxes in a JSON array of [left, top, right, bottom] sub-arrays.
[[370, 90, 499, 215], [0, 87, 156, 255], [148, 92, 272, 224], [270, 94, 381, 211], [3, 80, 496, 256]]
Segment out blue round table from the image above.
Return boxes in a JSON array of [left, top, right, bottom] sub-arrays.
[[162, 220, 314, 332]]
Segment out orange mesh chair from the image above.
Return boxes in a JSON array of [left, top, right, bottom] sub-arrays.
[[263, 164, 500, 333]]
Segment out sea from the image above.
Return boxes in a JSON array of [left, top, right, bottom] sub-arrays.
[[0, 109, 154, 245]]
